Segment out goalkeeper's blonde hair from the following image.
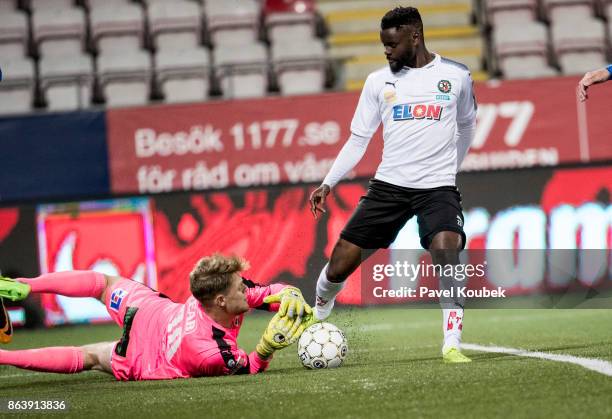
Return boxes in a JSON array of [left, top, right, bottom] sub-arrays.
[[190, 253, 250, 304]]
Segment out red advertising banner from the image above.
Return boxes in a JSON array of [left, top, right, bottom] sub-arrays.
[[150, 165, 612, 305], [467, 76, 611, 171], [1, 165, 608, 325], [107, 92, 383, 195], [36, 199, 157, 324], [106, 76, 611, 195]]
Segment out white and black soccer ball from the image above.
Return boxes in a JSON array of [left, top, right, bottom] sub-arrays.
[[297, 322, 348, 369]]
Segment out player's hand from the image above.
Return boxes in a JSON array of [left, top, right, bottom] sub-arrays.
[[263, 286, 312, 318], [309, 184, 331, 219], [577, 68, 610, 102], [256, 313, 305, 359]]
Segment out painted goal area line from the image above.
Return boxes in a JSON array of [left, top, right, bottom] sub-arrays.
[[462, 343, 612, 377]]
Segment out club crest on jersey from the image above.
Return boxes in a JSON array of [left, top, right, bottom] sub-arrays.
[[392, 103, 443, 121], [437, 79, 451, 93], [109, 288, 128, 312]]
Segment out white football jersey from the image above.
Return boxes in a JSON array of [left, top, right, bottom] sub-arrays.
[[351, 53, 477, 188]]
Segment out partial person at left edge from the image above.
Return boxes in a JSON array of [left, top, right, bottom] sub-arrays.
[[0, 254, 317, 380]]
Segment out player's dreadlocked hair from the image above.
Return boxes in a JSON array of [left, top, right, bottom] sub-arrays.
[[190, 253, 250, 304], [381, 7, 423, 32]]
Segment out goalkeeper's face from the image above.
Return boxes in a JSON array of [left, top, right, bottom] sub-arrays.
[[221, 274, 250, 315]]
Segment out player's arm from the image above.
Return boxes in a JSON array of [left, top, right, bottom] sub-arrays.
[[198, 314, 303, 376], [196, 346, 270, 376], [455, 71, 477, 170], [310, 74, 382, 218], [577, 65, 612, 102], [310, 133, 372, 218]]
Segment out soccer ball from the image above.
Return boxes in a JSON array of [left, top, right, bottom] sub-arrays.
[[297, 322, 348, 369]]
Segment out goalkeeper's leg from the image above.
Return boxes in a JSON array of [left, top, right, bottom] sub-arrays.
[[0, 341, 115, 375], [0, 271, 122, 304]]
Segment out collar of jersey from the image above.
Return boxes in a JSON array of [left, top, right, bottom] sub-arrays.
[[400, 53, 440, 71]]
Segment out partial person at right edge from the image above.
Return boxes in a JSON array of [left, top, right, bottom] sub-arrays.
[[577, 64, 612, 101]]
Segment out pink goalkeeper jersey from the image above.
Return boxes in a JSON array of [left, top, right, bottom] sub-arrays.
[[108, 278, 286, 380]]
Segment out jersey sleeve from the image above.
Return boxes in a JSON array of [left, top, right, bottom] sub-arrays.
[[242, 277, 288, 311], [196, 347, 271, 376], [455, 70, 477, 169], [350, 73, 382, 138], [456, 70, 477, 126]]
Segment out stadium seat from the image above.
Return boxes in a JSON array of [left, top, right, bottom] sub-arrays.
[[213, 41, 268, 99], [30, 0, 74, 10], [84, 0, 131, 8], [604, 1, 612, 18], [97, 50, 151, 107], [155, 33, 199, 52], [266, 13, 316, 45], [0, 0, 17, 10], [272, 38, 327, 95], [549, 4, 594, 20], [0, 8, 28, 58], [39, 54, 93, 111], [0, 57, 35, 115], [494, 21, 548, 58], [206, 0, 260, 46], [264, 0, 315, 14], [89, 1, 145, 54], [264, 0, 317, 44], [485, 0, 538, 25], [558, 51, 607, 75], [32, 7, 86, 57], [488, 9, 535, 25], [155, 47, 210, 103], [499, 56, 559, 78], [148, 0, 202, 50], [542, 0, 595, 20], [551, 16, 605, 56]]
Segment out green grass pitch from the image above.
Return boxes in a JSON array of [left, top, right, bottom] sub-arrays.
[[2, 307, 612, 418]]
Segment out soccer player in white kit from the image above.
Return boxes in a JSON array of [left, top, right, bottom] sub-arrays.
[[309, 7, 477, 363]]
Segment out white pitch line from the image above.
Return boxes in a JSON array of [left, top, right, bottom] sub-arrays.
[[462, 343, 612, 377]]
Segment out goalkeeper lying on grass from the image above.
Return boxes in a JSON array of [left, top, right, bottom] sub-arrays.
[[0, 254, 316, 380]]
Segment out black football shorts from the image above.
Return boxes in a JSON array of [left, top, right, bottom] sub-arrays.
[[340, 178, 466, 250]]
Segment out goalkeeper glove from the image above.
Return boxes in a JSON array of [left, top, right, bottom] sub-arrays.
[[263, 286, 312, 318], [301, 310, 320, 331], [256, 312, 306, 359]]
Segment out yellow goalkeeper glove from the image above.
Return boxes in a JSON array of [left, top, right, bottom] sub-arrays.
[[263, 286, 312, 319], [256, 312, 306, 359], [300, 310, 320, 331]]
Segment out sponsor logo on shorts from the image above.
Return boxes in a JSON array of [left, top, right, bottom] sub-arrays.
[[109, 288, 128, 312], [456, 215, 463, 227]]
